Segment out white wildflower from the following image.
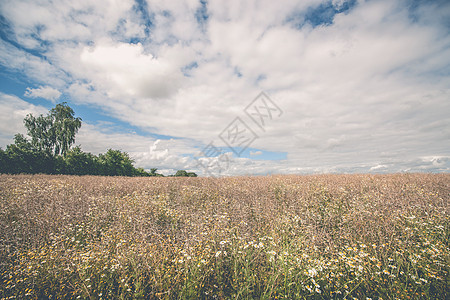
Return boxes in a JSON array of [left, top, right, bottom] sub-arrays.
[[308, 268, 318, 277]]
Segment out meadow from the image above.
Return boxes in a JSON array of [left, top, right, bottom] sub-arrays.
[[0, 173, 448, 299]]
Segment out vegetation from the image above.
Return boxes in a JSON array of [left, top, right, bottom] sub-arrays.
[[23, 102, 81, 157], [0, 103, 195, 177], [0, 173, 447, 299], [174, 170, 198, 177]]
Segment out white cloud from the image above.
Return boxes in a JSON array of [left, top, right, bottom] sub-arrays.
[[0, 0, 449, 175], [370, 164, 387, 171], [0, 39, 69, 88], [0, 93, 48, 147], [0, 0, 141, 45], [79, 42, 184, 99], [250, 151, 262, 156], [24, 86, 61, 102]]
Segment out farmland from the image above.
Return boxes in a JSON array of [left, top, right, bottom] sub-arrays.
[[0, 174, 448, 299]]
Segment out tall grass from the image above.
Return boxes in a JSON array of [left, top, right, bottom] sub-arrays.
[[0, 174, 448, 299]]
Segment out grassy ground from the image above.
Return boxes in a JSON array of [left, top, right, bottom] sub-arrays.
[[0, 174, 448, 299]]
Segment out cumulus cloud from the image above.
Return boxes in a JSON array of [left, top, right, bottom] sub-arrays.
[[0, 0, 449, 175], [24, 86, 61, 102], [79, 42, 184, 99], [0, 39, 69, 88], [0, 93, 48, 146]]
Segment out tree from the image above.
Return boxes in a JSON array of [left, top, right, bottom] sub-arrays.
[[175, 170, 188, 177], [98, 149, 135, 176], [3, 134, 56, 174], [134, 167, 150, 177], [63, 146, 99, 175], [23, 114, 53, 154], [24, 102, 82, 156], [174, 170, 197, 177], [0, 148, 8, 174]]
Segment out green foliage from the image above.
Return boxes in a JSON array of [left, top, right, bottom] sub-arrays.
[[63, 146, 99, 175], [175, 170, 198, 177], [1, 134, 57, 174], [23, 114, 53, 154], [134, 167, 150, 177], [0, 147, 7, 174], [175, 170, 188, 177], [135, 167, 164, 177], [49, 103, 82, 156], [98, 149, 135, 176], [24, 102, 82, 156]]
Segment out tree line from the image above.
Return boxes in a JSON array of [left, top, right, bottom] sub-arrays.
[[0, 103, 197, 177]]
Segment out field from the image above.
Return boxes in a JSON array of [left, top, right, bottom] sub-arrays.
[[0, 174, 448, 299]]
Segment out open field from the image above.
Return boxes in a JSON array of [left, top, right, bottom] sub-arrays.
[[0, 174, 448, 299]]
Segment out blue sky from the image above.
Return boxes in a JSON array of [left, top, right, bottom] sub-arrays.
[[0, 0, 449, 176]]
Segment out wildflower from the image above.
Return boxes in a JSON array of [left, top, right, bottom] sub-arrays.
[[388, 265, 397, 269], [253, 242, 264, 248], [215, 251, 222, 257], [383, 270, 390, 275], [308, 268, 318, 277], [311, 278, 320, 288]]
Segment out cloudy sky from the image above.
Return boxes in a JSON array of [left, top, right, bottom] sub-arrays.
[[0, 0, 449, 176]]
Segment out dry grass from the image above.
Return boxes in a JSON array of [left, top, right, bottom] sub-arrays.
[[0, 173, 448, 299]]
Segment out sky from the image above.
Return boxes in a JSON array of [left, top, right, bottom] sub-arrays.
[[0, 0, 449, 176]]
